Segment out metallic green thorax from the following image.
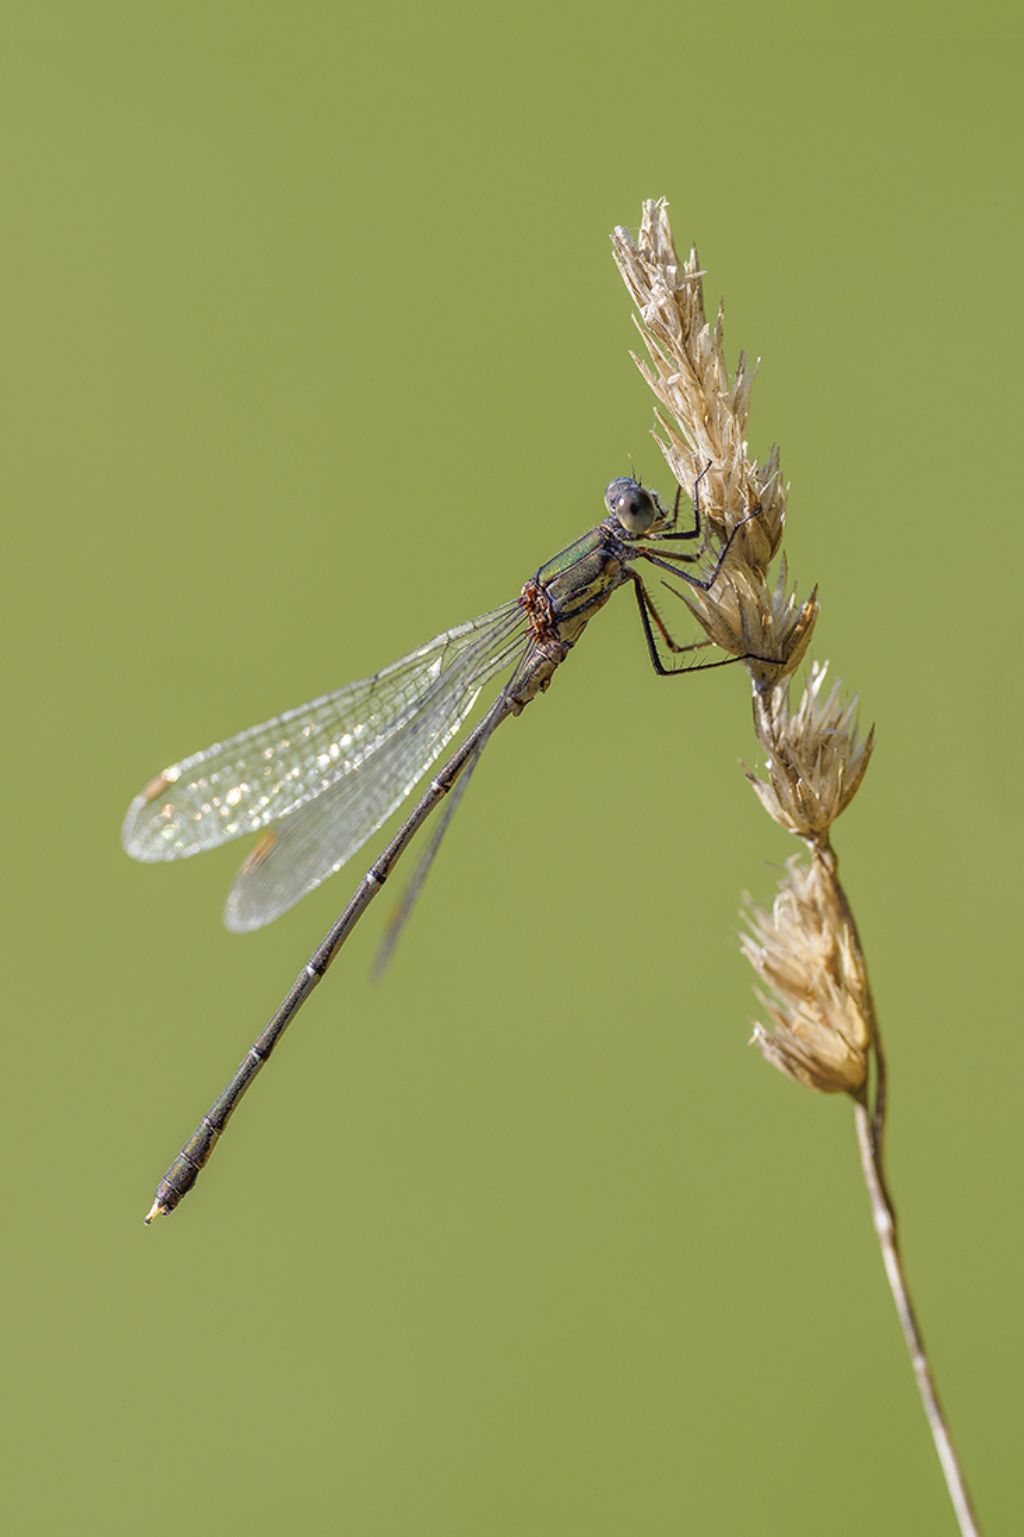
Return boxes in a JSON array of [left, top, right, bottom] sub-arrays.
[[512, 525, 626, 709]]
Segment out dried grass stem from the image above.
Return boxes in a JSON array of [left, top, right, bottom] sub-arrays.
[[612, 198, 981, 1534]]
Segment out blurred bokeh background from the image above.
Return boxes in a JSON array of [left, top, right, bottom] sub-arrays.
[[3, 4, 1020, 1533]]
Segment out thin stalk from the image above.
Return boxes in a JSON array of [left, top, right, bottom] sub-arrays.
[[828, 842, 980, 1534], [853, 1096, 982, 1537]]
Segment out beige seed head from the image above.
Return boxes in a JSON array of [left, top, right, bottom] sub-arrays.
[[746, 662, 875, 842], [741, 856, 871, 1095]]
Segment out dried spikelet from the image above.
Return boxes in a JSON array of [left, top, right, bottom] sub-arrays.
[[747, 663, 875, 842], [742, 856, 870, 1095]]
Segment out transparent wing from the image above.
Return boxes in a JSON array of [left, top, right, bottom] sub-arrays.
[[122, 603, 525, 870], [371, 717, 492, 978], [224, 617, 525, 930]]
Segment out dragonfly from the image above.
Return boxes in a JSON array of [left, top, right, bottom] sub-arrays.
[[124, 469, 766, 1222]]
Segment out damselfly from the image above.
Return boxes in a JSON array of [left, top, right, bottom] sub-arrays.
[[125, 470, 766, 1222]]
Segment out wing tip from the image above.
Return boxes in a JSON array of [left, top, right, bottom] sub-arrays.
[[220, 831, 281, 931], [222, 898, 267, 934], [122, 772, 181, 862], [121, 798, 157, 861]]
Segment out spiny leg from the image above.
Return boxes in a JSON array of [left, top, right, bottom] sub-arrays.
[[629, 573, 725, 678], [628, 571, 780, 678], [634, 574, 714, 659]]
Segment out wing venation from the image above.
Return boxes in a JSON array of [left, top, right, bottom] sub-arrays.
[[122, 603, 524, 869]]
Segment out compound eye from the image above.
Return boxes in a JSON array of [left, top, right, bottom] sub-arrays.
[[610, 483, 656, 536]]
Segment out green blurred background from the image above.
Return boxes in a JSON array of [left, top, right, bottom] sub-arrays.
[[4, 4, 1021, 1533]]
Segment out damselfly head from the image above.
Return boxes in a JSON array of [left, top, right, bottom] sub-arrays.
[[605, 478, 659, 537]]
